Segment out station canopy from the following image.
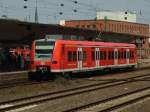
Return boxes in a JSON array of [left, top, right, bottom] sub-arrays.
[[0, 19, 99, 45], [0, 19, 147, 46]]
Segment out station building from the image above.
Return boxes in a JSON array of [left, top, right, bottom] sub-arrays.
[[60, 11, 150, 58]]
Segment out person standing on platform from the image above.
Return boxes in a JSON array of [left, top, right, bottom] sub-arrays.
[[20, 53, 25, 70]]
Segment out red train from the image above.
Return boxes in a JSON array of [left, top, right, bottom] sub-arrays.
[[28, 39, 137, 79]]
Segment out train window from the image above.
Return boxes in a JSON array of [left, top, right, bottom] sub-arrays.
[[92, 51, 95, 60], [98, 51, 100, 60], [118, 51, 120, 59], [108, 51, 111, 60], [121, 51, 123, 59], [68, 51, 72, 62], [122, 51, 124, 59], [124, 51, 126, 59], [35, 49, 53, 54], [83, 51, 87, 61], [130, 51, 134, 59], [73, 51, 77, 61], [100, 51, 103, 60], [111, 51, 114, 59], [104, 51, 106, 60], [35, 41, 55, 46]]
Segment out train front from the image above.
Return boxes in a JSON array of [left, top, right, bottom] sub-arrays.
[[29, 39, 56, 80]]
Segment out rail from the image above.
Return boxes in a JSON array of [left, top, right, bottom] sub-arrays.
[[0, 73, 150, 111]]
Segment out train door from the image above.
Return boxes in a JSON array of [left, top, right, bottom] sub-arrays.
[[129, 48, 135, 64], [114, 48, 118, 65], [118, 48, 126, 65], [126, 49, 129, 65], [122, 48, 127, 64], [117, 48, 121, 65], [77, 47, 82, 70], [100, 48, 107, 66], [95, 48, 99, 68], [91, 48, 96, 68], [82, 47, 89, 68]]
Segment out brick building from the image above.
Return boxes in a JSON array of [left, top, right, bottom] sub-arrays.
[[62, 19, 150, 58]]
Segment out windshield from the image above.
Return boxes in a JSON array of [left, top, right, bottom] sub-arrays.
[[35, 41, 55, 46], [35, 40, 55, 60]]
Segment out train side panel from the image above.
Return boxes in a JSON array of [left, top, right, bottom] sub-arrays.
[[51, 42, 63, 72], [63, 45, 77, 71], [28, 39, 138, 80], [100, 48, 107, 66], [30, 41, 35, 70], [129, 48, 136, 64]]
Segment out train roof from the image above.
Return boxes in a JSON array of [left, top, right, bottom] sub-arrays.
[[35, 38, 56, 42], [56, 40, 136, 47]]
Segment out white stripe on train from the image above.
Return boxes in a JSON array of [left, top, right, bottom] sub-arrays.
[[51, 63, 137, 73]]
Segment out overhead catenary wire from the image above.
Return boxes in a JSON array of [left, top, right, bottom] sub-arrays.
[[0, 0, 97, 23]]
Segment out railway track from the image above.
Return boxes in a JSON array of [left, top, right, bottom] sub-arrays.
[[0, 79, 50, 89], [0, 73, 150, 112], [0, 71, 29, 89], [0, 71, 27, 76], [0, 67, 149, 89], [65, 87, 150, 112]]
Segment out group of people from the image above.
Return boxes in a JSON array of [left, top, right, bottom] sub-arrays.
[[0, 48, 30, 72]]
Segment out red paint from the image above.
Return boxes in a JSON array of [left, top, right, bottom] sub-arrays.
[[30, 39, 137, 75]]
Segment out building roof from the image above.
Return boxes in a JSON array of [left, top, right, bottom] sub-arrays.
[[0, 19, 98, 44], [0, 19, 149, 46], [65, 19, 149, 26]]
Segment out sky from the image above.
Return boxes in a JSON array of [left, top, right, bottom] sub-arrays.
[[0, 0, 150, 25]]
